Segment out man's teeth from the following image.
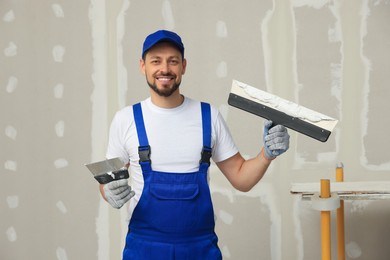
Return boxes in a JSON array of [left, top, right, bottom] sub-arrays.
[[157, 77, 172, 81]]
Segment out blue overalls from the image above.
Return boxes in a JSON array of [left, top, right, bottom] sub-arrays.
[[122, 102, 222, 260]]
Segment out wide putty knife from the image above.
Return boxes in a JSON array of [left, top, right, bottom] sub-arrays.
[[85, 157, 129, 184], [228, 80, 338, 142]]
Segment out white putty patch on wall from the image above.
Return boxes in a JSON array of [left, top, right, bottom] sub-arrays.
[[216, 21, 228, 38], [55, 120, 65, 137], [3, 10, 15, 22], [350, 200, 371, 214], [216, 61, 228, 78], [6, 195, 19, 209], [56, 247, 68, 260], [220, 245, 231, 258], [56, 201, 67, 214], [54, 158, 68, 169], [5, 125, 17, 140], [4, 42, 17, 57], [53, 45, 65, 62], [4, 160, 17, 171], [218, 209, 234, 225], [292, 0, 330, 9], [346, 241, 362, 259], [6, 76, 18, 93], [6, 226, 17, 242], [89, 0, 110, 258], [53, 83, 64, 99], [52, 4, 65, 18], [162, 0, 175, 30]]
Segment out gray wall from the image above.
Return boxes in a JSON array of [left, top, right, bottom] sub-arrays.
[[1, 0, 389, 259]]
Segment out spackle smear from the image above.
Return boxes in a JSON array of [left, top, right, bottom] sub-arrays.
[[56, 201, 68, 214], [216, 21, 228, 38], [54, 83, 64, 98], [346, 241, 362, 258], [3, 10, 15, 22], [6, 196, 19, 208], [162, 0, 175, 30], [55, 120, 65, 137], [5, 125, 17, 140], [56, 247, 68, 260], [216, 61, 227, 78], [4, 42, 17, 57], [54, 158, 68, 168], [53, 45, 65, 62], [52, 4, 65, 18], [6, 76, 18, 93], [6, 226, 17, 242], [5, 160, 17, 171], [238, 82, 336, 123]]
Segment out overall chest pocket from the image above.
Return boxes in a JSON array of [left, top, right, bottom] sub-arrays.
[[148, 172, 201, 232]]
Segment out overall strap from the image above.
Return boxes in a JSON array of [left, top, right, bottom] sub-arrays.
[[133, 103, 152, 172], [199, 102, 212, 171]]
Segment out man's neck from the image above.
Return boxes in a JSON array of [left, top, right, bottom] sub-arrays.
[[150, 91, 184, 108]]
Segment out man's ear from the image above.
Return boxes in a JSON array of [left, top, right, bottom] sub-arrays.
[[140, 58, 146, 75], [182, 58, 187, 75]]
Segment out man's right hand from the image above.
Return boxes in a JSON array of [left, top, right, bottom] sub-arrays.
[[103, 179, 135, 209]]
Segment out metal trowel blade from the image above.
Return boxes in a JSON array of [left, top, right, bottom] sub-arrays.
[[84, 157, 124, 177]]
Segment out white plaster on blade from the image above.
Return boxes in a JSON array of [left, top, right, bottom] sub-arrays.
[[162, 0, 175, 30], [6, 76, 18, 93], [54, 158, 68, 168], [52, 4, 65, 18], [54, 83, 64, 99], [6, 226, 17, 242], [5, 125, 17, 140], [56, 201, 67, 214], [5, 160, 17, 171], [6, 196, 19, 209], [4, 42, 17, 57], [55, 120, 65, 137], [56, 247, 68, 260], [53, 45, 65, 62], [3, 10, 15, 22], [216, 61, 227, 78], [216, 21, 228, 38], [233, 80, 337, 125], [346, 241, 362, 258]]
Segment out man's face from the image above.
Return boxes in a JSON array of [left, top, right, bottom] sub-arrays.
[[140, 42, 186, 97]]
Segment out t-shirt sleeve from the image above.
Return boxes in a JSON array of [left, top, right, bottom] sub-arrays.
[[211, 109, 239, 163], [105, 109, 131, 165]]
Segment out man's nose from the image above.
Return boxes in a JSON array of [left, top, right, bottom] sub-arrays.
[[159, 61, 169, 73]]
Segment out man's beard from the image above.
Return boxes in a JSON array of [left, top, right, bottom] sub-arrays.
[[147, 76, 181, 97]]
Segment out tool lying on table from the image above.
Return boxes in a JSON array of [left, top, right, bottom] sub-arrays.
[[228, 80, 338, 142], [85, 157, 129, 184]]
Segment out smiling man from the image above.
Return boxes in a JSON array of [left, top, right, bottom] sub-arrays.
[[100, 30, 290, 260]]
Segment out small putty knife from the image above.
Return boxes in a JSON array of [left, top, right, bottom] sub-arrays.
[[85, 157, 129, 184]]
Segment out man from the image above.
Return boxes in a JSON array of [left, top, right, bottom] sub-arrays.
[[100, 30, 290, 259]]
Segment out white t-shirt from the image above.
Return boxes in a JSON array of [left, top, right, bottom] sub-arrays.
[[106, 97, 238, 218]]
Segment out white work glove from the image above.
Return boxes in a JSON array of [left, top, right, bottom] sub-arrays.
[[103, 179, 135, 209], [263, 120, 290, 160]]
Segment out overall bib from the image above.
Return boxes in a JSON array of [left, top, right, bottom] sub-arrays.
[[122, 102, 222, 260]]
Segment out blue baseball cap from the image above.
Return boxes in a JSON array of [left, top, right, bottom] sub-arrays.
[[142, 30, 185, 59]]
